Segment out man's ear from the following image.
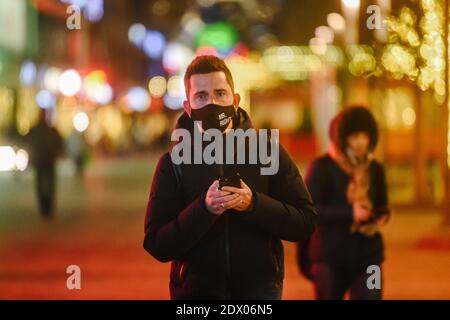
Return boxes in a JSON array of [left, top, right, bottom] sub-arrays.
[[183, 100, 191, 117], [233, 93, 241, 111]]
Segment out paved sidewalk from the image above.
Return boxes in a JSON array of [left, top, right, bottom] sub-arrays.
[[1, 156, 449, 299]]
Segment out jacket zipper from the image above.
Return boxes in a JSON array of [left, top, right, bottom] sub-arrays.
[[219, 162, 232, 298]]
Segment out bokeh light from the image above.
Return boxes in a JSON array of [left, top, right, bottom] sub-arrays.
[[58, 69, 82, 97], [142, 30, 166, 59], [327, 13, 346, 32], [19, 60, 37, 86], [148, 76, 167, 98], [127, 87, 151, 112], [128, 23, 147, 46], [36, 90, 56, 109], [73, 111, 90, 132]]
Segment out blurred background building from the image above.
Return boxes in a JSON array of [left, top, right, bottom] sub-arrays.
[[2, 0, 450, 214]]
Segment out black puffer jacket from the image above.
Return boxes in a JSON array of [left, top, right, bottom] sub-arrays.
[[143, 107, 317, 299]]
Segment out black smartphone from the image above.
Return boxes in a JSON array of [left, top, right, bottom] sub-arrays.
[[219, 173, 241, 190]]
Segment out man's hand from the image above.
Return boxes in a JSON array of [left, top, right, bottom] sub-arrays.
[[221, 179, 254, 212], [205, 180, 240, 215], [353, 201, 371, 223]]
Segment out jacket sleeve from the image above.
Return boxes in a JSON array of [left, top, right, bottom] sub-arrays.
[[373, 162, 390, 218], [305, 158, 354, 225], [143, 152, 219, 262], [242, 145, 318, 242]]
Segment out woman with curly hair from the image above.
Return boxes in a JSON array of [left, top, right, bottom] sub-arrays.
[[298, 106, 390, 300]]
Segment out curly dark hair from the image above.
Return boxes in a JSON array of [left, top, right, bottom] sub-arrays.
[[329, 106, 379, 152]]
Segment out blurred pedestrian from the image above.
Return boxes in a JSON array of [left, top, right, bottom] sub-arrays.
[[66, 130, 88, 178], [298, 106, 390, 300], [25, 110, 63, 220]]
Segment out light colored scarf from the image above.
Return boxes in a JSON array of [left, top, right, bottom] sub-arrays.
[[328, 144, 379, 236]]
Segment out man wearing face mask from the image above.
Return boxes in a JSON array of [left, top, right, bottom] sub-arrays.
[[143, 55, 317, 300]]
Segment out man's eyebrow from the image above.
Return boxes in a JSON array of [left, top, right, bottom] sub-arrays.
[[193, 90, 208, 96]]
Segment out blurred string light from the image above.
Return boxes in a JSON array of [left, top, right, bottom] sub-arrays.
[[327, 12, 346, 33], [15, 149, 29, 172], [152, 0, 171, 16], [341, 0, 360, 44], [309, 37, 327, 55], [36, 90, 56, 109], [0, 146, 16, 171], [20, 60, 37, 86], [128, 24, 167, 59], [83, 0, 104, 22], [181, 11, 205, 38], [0, 86, 14, 130], [418, 0, 445, 96], [382, 44, 417, 80], [73, 111, 89, 132], [128, 23, 147, 46], [164, 75, 186, 110], [17, 88, 40, 136], [347, 45, 378, 77], [163, 42, 195, 74], [83, 70, 113, 104], [96, 106, 126, 143], [0, 146, 26, 172], [148, 76, 167, 98], [342, 0, 360, 10], [167, 76, 185, 98], [261, 46, 343, 81], [83, 70, 106, 94], [127, 87, 151, 112], [383, 88, 416, 129], [94, 83, 113, 105], [315, 26, 334, 44], [43, 67, 62, 93], [142, 30, 166, 59], [163, 94, 184, 110], [386, 7, 420, 47], [58, 69, 82, 97], [402, 106, 416, 127]]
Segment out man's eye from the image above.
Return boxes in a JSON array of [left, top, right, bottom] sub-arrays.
[[218, 91, 226, 97]]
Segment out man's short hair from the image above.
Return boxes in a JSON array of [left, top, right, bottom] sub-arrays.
[[184, 55, 235, 97]]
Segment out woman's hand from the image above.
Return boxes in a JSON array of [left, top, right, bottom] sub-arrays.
[[353, 201, 371, 223]]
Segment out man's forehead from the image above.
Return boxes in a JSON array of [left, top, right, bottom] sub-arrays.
[[189, 71, 231, 91]]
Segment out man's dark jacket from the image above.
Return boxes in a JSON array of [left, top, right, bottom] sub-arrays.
[[143, 107, 317, 299]]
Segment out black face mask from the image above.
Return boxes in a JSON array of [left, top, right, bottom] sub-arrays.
[[190, 103, 236, 132]]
